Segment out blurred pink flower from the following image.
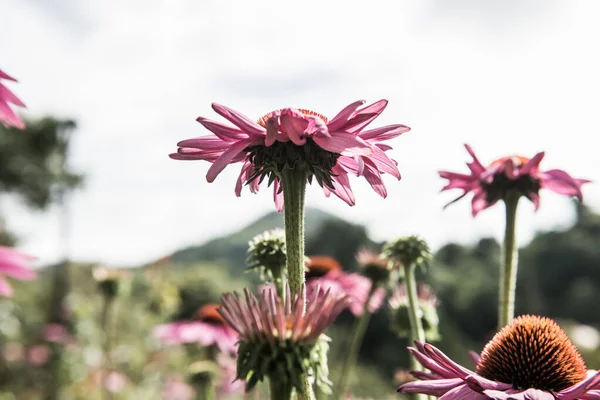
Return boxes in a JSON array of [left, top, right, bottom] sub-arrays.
[[153, 304, 237, 353], [0, 246, 36, 297], [27, 344, 51, 366], [162, 376, 195, 400], [0, 69, 25, 129], [439, 144, 590, 216], [170, 100, 409, 210], [216, 353, 244, 396], [41, 323, 75, 344], [305, 255, 385, 317]]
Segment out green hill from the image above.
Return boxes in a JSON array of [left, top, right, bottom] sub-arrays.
[[168, 207, 348, 267]]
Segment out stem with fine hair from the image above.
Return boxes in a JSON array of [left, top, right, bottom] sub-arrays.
[[498, 193, 520, 330], [270, 377, 293, 400], [337, 285, 378, 398], [404, 263, 429, 400], [280, 168, 313, 400], [100, 295, 115, 400]]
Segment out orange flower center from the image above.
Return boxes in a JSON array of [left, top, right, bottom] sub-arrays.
[[195, 304, 226, 325], [305, 255, 342, 279], [488, 155, 530, 168], [476, 315, 587, 391], [256, 109, 329, 127]]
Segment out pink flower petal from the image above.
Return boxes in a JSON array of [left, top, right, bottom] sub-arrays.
[[367, 144, 401, 179], [398, 378, 464, 396], [279, 109, 308, 145], [0, 261, 37, 280], [0, 276, 13, 297], [0, 84, 26, 107], [464, 144, 485, 175], [196, 117, 248, 141], [313, 132, 372, 156], [342, 99, 388, 133], [362, 160, 387, 198], [360, 124, 411, 141], [540, 169, 588, 201], [211, 103, 265, 137], [206, 140, 253, 182], [327, 100, 366, 132]]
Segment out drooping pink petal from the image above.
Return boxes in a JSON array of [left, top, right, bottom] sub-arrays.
[[0, 100, 24, 129], [0, 84, 26, 107], [327, 165, 356, 206], [540, 169, 588, 201], [398, 378, 464, 396], [471, 190, 494, 217], [0, 261, 37, 280], [206, 140, 254, 182], [556, 371, 600, 399], [177, 136, 231, 150], [367, 144, 401, 179], [0, 276, 13, 297], [211, 103, 265, 137], [362, 159, 387, 198], [483, 388, 554, 400], [273, 179, 283, 212], [313, 132, 372, 156]]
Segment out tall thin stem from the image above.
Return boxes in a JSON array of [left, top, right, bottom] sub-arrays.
[[270, 377, 293, 400], [498, 193, 520, 330], [337, 285, 377, 398], [100, 296, 115, 400], [280, 169, 313, 400], [281, 169, 306, 300], [404, 263, 428, 400]]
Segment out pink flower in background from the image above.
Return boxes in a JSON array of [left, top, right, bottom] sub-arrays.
[[305, 256, 385, 316], [162, 376, 195, 400], [27, 344, 51, 366], [398, 315, 600, 399], [153, 304, 237, 353], [170, 100, 409, 210], [0, 69, 26, 129], [41, 323, 75, 344], [0, 246, 36, 297], [439, 144, 590, 216], [216, 353, 244, 396]]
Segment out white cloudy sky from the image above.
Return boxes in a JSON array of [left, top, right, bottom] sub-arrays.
[[2, 0, 599, 266]]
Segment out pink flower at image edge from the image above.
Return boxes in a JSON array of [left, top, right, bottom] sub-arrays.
[[0, 246, 36, 297], [0, 69, 26, 129]]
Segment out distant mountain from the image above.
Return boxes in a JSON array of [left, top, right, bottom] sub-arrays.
[[168, 207, 345, 268]]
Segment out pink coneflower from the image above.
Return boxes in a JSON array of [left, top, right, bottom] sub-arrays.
[[162, 376, 195, 400], [439, 144, 589, 216], [218, 283, 349, 393], [0, 69, 26, 129], [215, 353, 245, 396], [398, 315, 600, 399], [41, 323, 75, 345], [27, 344, 51, 366], [0, 246, 36, 297], [170, 100, 410, 210], [305, 255, 384, 316], [153, 304, 237, 353]]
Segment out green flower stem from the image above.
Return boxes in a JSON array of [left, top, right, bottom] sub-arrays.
[[281, 169, 307, 300], [337, 285, 378, 398], [498, 193, 520, 330], [198, 381, 216, 400], [275, 265, 286, 304], [281, 168, 312, 400], [270, 378, 293, 400], [404, 263, 429, 400], [100, 295, 115, 400]]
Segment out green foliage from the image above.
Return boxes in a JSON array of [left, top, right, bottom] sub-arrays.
[[0, 117, 82, 209]]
